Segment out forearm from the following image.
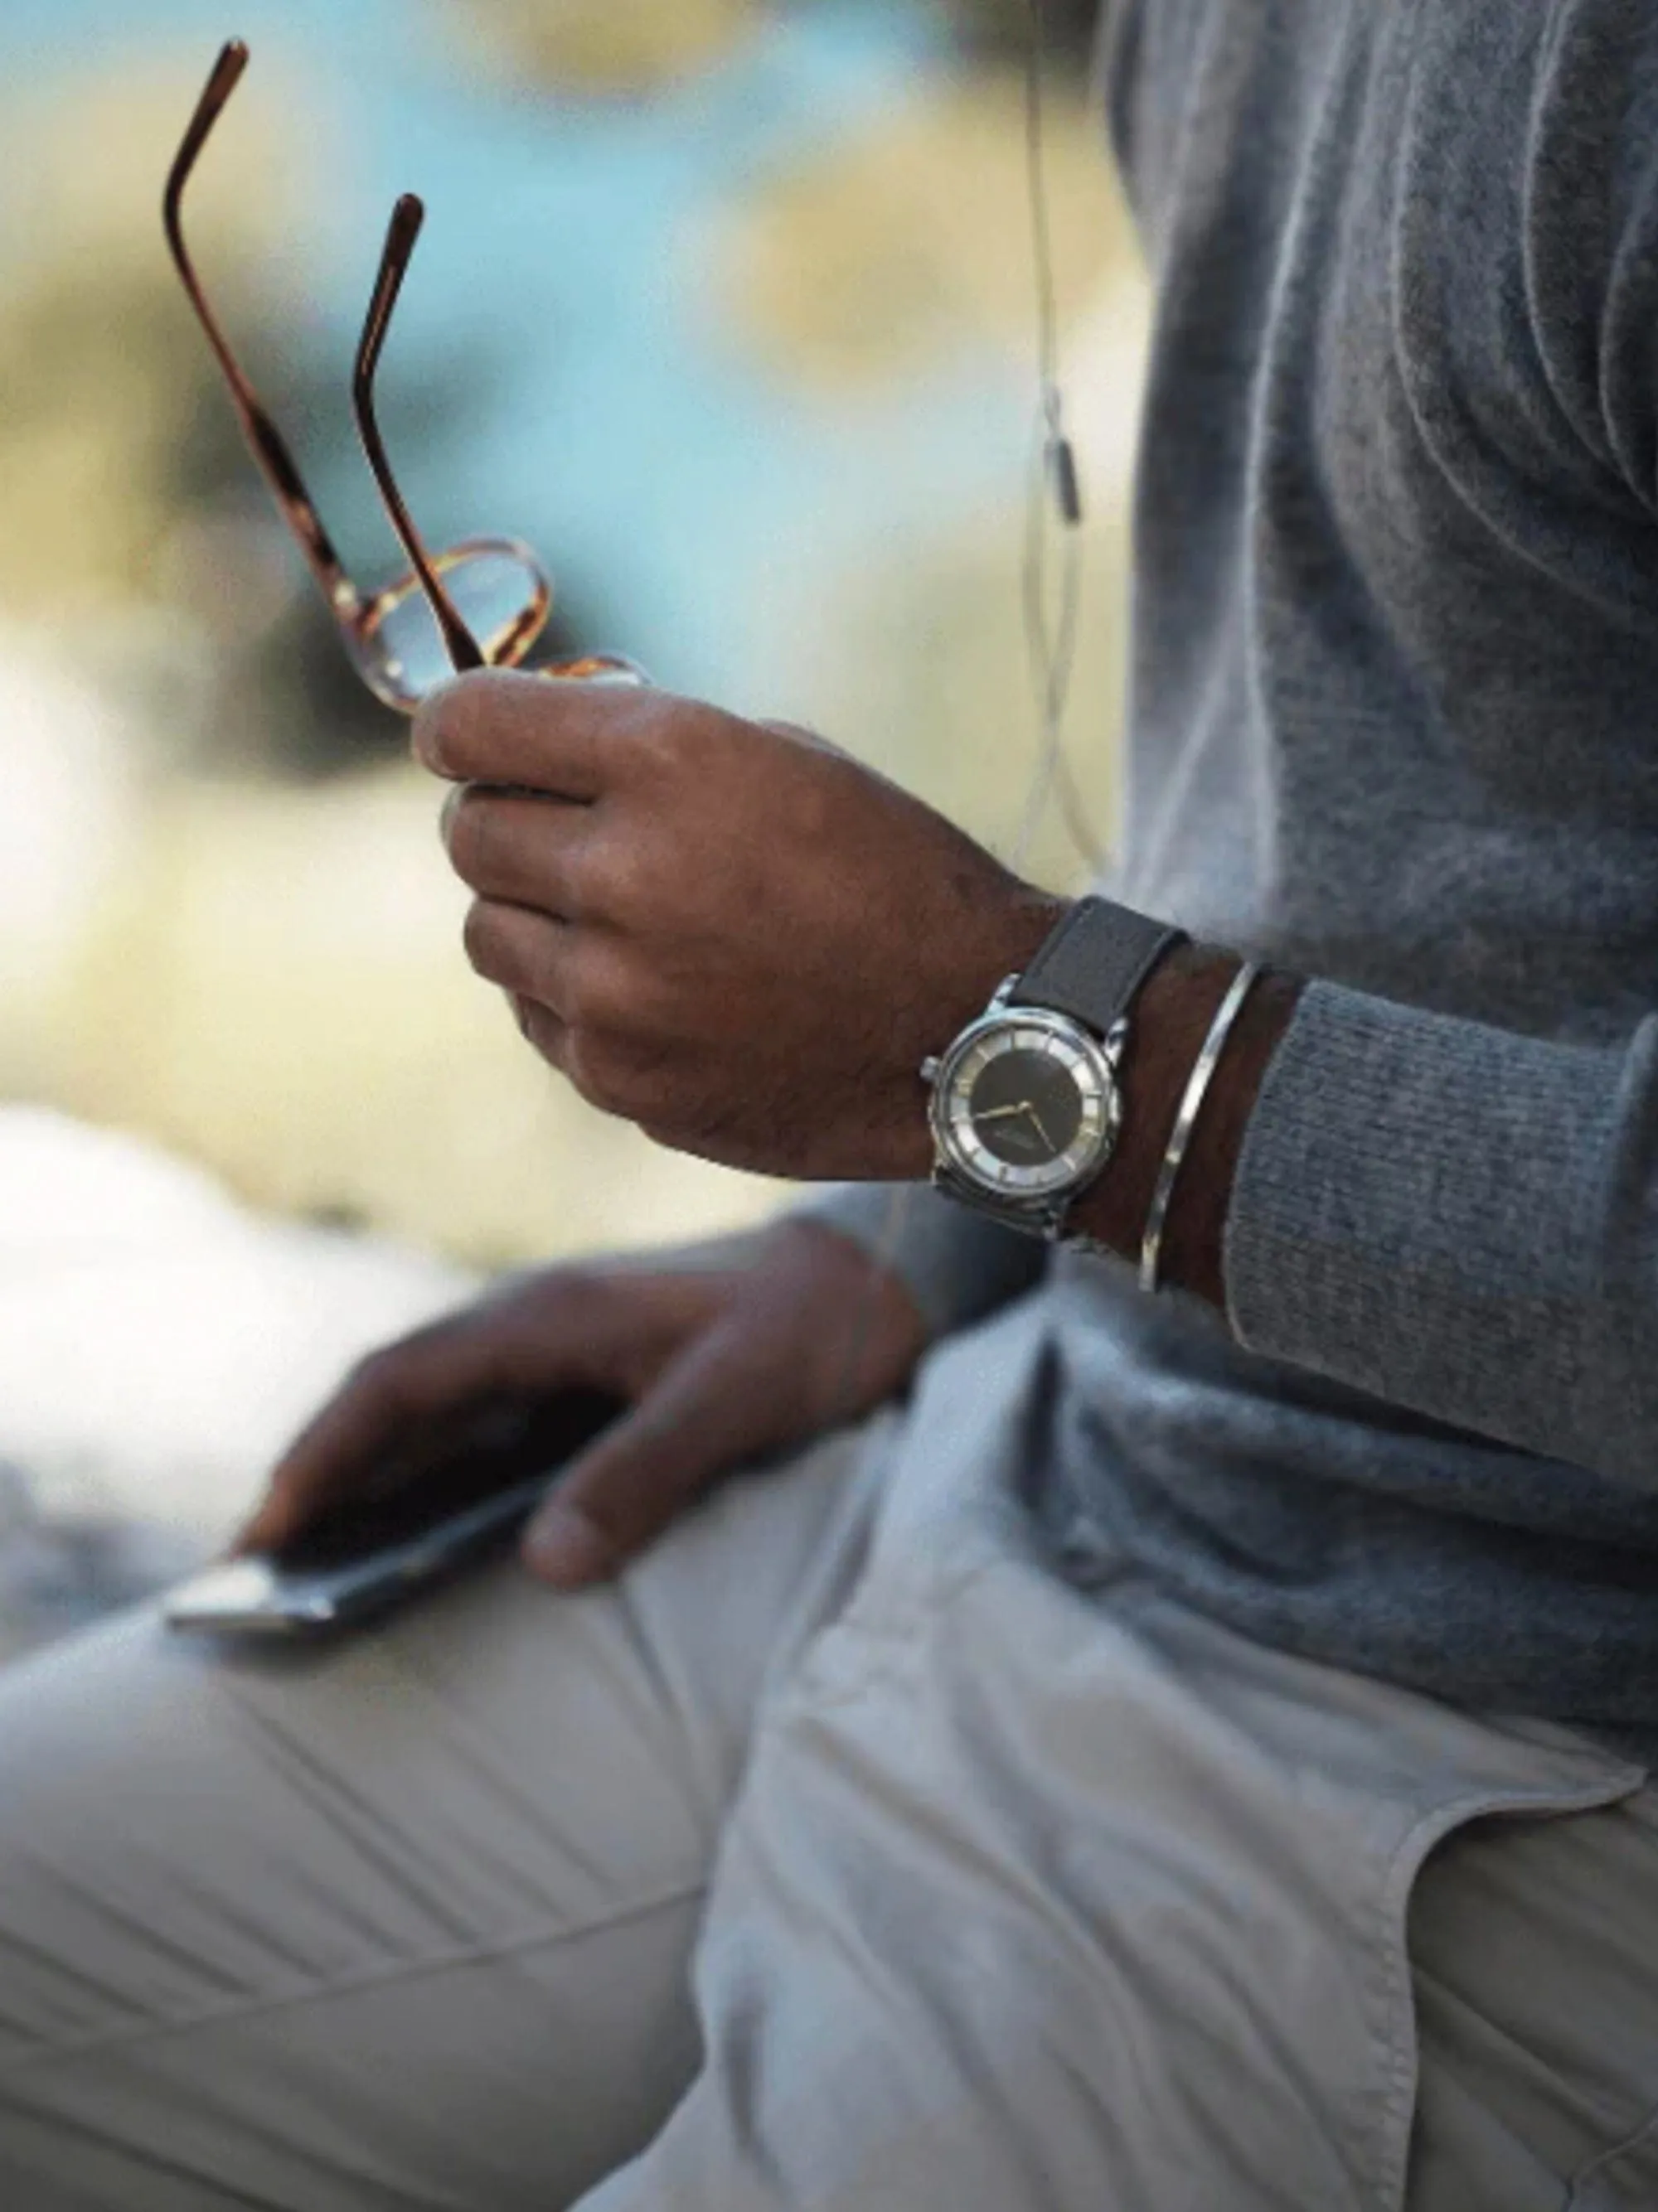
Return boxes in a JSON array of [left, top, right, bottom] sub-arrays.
[[1065, 943, 1658, 1484], [1220, 983, 1658, 1479], [412, 671, 1658, 1479], [793, 941, 1302, 1348], [1063, 944, 1302, 1306]]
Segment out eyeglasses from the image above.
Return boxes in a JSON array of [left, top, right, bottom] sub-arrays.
[[166, 39, 641, 711]]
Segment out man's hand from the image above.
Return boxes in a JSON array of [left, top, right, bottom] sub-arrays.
[[414, 672, 1063, 1180], [235, 1221, 925, 1589]]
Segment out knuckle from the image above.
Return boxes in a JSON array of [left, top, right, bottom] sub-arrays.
[[581, 948, 652, 1036], [608, 1043, 676, 1124], [258, 1464, 304, 1512], [414, 686, 465, 776], [444, 788, 495, 881], [564, 1027, 658, 1120], [555, 955, 594, 1032], [518, 1271, 605, 1353], [461, 899, 497, 977], [781, 770, 835, 847], [518, 996, 565, 1066], [631, 703, 698, 781], [534, 1259, 601, 1307], [562, 1028, 621, 1112], [558, 938, 629, 1035], [346, 1343, 412, 1411], [588, 831, 651, 922], [540, 1262, 623, 1336], [463, 898, 520, 985]]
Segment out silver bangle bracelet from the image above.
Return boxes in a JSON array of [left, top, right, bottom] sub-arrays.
[[1137, 961, 1263, 1295]]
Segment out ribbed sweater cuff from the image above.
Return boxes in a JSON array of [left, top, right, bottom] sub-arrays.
[[1224, 981, 1622, 1445]]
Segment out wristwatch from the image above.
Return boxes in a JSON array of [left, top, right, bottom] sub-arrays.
[[921, 898, 1186, 1239]]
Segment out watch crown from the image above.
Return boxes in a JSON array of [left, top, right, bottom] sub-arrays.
[[919, 1056, 942, 1086]]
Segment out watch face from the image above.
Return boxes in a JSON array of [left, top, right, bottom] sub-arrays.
[[933, 1010, 1120, 1203], [965, 1048, 1084, 1165]]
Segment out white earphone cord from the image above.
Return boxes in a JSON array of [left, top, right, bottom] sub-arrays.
[[1013, 0, 1105, 881], [830, 0, 1113, 1425]]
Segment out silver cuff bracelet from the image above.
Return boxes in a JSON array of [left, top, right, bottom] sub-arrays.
[[1137, 961, 1263, 1295]]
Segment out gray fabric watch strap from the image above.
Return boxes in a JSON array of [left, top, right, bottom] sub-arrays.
[[1015, 896, 1186, 1034]]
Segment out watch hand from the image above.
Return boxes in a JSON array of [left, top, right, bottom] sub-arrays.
[[972, 1103, 1032, 1125], [1021, 1101, 1056, 1150]]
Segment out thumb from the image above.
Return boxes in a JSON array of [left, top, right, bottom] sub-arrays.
[[522, 1318, 783, 1590]]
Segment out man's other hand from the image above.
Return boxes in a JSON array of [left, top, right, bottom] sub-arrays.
[[235, 1221, 925, 1590], [414, 672, 1062, 1181]]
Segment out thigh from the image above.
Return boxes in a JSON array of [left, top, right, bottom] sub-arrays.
[[1407, 1782, 1658, 2212], [0, 1418, 889, 2212], [583, 1597, 1644, 2212], [566, 1305, 1648, 2212]]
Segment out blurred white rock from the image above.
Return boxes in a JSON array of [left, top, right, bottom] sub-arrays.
[[0, 634, 141, 1069], [0, 1458, 202, 1664], [0, 1107, 471, 1559]]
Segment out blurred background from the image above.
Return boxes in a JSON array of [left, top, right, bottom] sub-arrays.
[[0, 0, 1147, 1633]]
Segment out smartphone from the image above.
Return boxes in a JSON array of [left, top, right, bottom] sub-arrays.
[[164, 1388, 625, 1639]]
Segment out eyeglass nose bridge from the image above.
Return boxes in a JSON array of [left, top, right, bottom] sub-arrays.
[[349, 539, 555, 714], [361, 545, 550, 666]]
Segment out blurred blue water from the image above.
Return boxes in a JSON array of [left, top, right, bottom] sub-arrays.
[[0, 0, 1030, 717]]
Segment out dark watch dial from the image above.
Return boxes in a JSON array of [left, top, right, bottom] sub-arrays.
[[930, 1009, 1122, 1204], [966, 1048, 1084, 1165]]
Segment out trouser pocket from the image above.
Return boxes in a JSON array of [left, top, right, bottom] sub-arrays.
[[1402, 1769, 1658, 2212]]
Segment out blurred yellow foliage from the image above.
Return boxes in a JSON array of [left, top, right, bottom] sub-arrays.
[[442, 0, 762, 94], [0, 57, 309, 621], [49, 768, 777, 1266], [714, 73, 1133, 387]]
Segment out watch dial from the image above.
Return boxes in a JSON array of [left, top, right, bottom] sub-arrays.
[[967, 1048, 1084, 1165], [934, 1010, 1120, 1202]]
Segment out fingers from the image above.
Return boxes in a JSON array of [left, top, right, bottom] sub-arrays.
[[521, 1318, 783, 1590], [235, 1295, 594, 1557], [442, 787, 598, 919], [462, 898, 574, 1024], [516, 995, 571, 1070], [414, 668, 639, 798], [468, 909, 652, 1105]]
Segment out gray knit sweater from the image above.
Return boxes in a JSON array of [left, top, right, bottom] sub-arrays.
[[808, 0, 1658, 1750]]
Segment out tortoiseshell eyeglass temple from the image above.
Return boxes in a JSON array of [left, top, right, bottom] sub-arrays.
[[351, 193, 650, 697], [353, 196, 487, 680], [165, 37, 564, 713], [165, 37, 353, 610]]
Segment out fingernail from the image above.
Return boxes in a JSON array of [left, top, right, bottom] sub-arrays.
[[526, 1503, 616, 1589]]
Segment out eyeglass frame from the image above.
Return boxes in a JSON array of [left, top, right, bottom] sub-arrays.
[[164, 37, 619, 710]]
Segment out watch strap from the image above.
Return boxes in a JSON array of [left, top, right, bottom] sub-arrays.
[[1015, 897, 1186, 1035], [931, 1162, 1063, 1239]]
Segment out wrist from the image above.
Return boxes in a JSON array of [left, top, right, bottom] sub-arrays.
[[905, 883, 1302, 1306], [1068, 947, 1302, 1304], [866, 885, 1069, 1183]]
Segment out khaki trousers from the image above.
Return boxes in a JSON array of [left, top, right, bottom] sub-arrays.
[[1, 1297, 1656, 2210]]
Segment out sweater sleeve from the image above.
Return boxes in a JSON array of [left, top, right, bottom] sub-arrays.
[[1226, 982, 1658, 1485], [1174, 3, 1658, 1484], [793, 1183, 1049, 1344]]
